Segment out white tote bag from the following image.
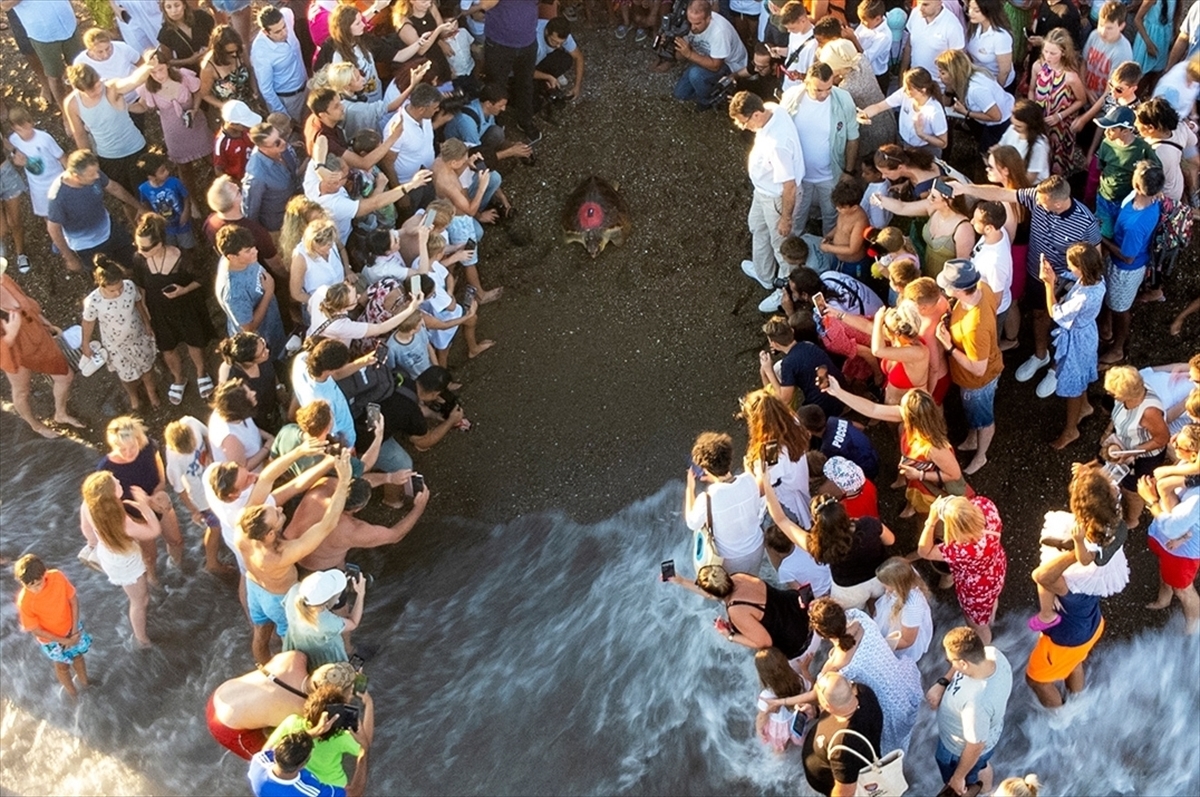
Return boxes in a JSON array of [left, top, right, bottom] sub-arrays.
[[827, 728, 908, 797]]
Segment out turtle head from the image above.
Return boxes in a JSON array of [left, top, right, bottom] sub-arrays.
[[577, 200, 607, 258]]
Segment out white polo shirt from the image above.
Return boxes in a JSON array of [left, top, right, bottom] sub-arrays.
[[747, 104, 805, 196], [966, 26, 1014, 87], [386, 105, 435, 184], [906, 7, 965, 80]]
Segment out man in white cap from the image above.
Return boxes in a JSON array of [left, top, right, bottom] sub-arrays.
[[249, 5, 308, 121], [214, 99, 262, 182]]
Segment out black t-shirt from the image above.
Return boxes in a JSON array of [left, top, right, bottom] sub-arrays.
[[827, 516, 887, 588], [778, 342, 845, 417], [803, 683, 885, 797], [157, 10, 215, 62]]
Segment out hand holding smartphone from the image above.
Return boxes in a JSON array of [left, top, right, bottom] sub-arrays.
[[815, 365, 830, 391], [812, 292, 828, 315], [660, 560, 675, 582], [410, 274, 422, 299], [932, 178, 953, 198]]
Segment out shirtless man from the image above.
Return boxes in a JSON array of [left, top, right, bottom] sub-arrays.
[[432, 137, 511, 224], [236, 451, 352, 664], [206, 653, 359, 760], [284, 476, 431, 572]]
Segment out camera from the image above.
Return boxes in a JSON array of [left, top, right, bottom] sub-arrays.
[[326, 439, 344, 457], [652, 0, 690, 60], [325, 702, 360, 733], [706, 74, 738, 108]]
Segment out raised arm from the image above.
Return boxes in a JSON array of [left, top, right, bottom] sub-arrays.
[[823, 374, 903, 422], [279, 452, 352, 565]]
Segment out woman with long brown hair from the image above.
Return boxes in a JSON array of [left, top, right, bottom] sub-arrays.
[[740, 388, 813, 526], [872, 557, 933, 662], [858, 67, 949, 155], [753, 647, 806, 752], [198, 25, 261, 115], [157, 0, 216, 70], [314, 5, 387, 104], [79, 470, 161, 647]]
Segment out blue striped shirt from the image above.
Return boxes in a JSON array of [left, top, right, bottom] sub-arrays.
[[1016, 189, 1101, 278]]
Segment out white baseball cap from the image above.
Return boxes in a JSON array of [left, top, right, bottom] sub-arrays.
[[221, 100, 262, 128], [298, 569, 347, 605]]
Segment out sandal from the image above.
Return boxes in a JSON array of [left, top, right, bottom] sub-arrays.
[[197, 375, 214, 400], [1027, 614, 1062, 632], [168, 382, 186, 406]]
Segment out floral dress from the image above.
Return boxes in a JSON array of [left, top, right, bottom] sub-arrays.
[[1050, 278, 1106, 398], [837, 609, 923, 754], [1033, 63, 1083, 176], [938, 495, 1007, 626], [82, 280, 157, 382]]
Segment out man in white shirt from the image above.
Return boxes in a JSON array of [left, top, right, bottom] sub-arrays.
[[672, 0, 749, 109], [902, 0, 965, 82], [73, 28, 143, 109], [782, 63, 860, 237], [385, 82, 442, 208], [969, 201, 1013, 323], [684, 432, 764, 575], [249, 5, 307, 121], [927, 627, 1012, 796], [728, 91, 804, 313]]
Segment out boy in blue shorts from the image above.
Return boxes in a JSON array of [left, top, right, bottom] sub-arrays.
[[1100, 161, 1164, 365]]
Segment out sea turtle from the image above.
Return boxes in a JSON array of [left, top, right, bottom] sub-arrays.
[[561, 176, 631, 258]]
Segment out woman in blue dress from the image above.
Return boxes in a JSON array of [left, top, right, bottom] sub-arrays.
[[1041, 244, 1107, 450], [1132, 0, 1176, 78]]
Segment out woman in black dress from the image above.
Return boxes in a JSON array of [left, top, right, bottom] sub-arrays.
[[217, 331, 282, 434], [130, 212, 215, 406], [157, 0, 216, 70], [390, 0, 455, 86]]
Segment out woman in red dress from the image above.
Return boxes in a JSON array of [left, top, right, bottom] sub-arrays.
[[0, 265, 82, 437]]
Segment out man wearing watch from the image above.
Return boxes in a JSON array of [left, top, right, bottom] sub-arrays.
[[936, 259, 1004, 477], [926, 627, 1013, 796]]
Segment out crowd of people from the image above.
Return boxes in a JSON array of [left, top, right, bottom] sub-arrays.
[[1, 1, 597, 795], [658, 0, 1199, 795], [1, 0, 1198, 795]]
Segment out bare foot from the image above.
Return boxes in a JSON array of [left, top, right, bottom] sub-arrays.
[[479, 287, 504, 304], [54, 413, 85, 428], [899, 504, 916, 519], [889, 476, 907, 489], [1050, 429, 1080, 450], [30, 423, 60, 439], [1079, 404, 1095, 420], [1170, 319, 1184, 336], [964, 454, 988, 475], [1098, 349, 1125, 365], [205, 562, 236, 576], [1146, 599, 1172, 610], [468, 339, 496, 358]]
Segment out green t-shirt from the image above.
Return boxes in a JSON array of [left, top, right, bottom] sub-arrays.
[[1097, 137, 1159, 202], [264, 714, 361, 786], [270, 424, 365, 479]]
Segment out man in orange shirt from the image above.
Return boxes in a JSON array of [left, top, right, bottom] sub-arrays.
[[13, 554, 90, 698]]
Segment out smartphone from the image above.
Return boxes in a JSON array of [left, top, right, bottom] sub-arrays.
[[932, 178, 953, 198], [464, 238, 477, 252], [812, 292, 828, 315], [941, 311, 952, 328], [344, 562, 362, 580], [366, 402, 382, 427], [689, 461, 704, 479], [421, 210, 436, 228], [161, 285, 174, 295], [764, 440, 780, 466], [353, 670, 369, 695], [463, 285, 477, 308], [815, 365, 830, 391], [409, 473, 425, 495], [349, 653, 365, 671], [660, 560, 676, 581], [410, 274, 421, 298]]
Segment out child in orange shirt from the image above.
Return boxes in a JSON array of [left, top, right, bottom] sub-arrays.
[[14, 554, 90, 698]]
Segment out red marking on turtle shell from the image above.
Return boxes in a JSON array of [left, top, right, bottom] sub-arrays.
[[577, 201, 606, 231]]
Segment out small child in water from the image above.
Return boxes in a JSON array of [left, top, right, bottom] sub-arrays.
[[13, 554, 91, 698]]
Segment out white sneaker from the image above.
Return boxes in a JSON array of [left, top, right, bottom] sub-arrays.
[[1036, 368, 1058, 398], [740, 259, 772, 289], [1015, 353, 1051, 382], [758, 288, 784, 313]]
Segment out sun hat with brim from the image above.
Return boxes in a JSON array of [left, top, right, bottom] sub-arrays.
[[937, 258, 981, 292], [298, 569, 347, 606]]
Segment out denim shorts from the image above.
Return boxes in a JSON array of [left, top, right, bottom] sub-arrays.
[[936, 738, 995, 785], [245, 577, 289, 634], [962, 375, 1000, 429]]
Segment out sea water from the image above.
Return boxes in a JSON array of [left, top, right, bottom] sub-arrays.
[[1, 427, 1198, 796]]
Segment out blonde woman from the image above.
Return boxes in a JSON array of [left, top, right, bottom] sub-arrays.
[[1099, 366, 1170, 529], [935, 49, 1013, 150], [872, 301, 930, 404], [79, 471, 161, 647], [917, 494, 1007, 643], [872, 557, 933, 662], [283, 568, 364, 669], [99, 415, 186, 578], [996, 775, 1041, 797], [290, 218, 350, 311], [1030, 28, 1087, 175], [278, 196, 326, 267]]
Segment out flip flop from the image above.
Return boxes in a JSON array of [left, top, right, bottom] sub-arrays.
[[1027, 614, 1062, 632], [168, 382, 186, 406]]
